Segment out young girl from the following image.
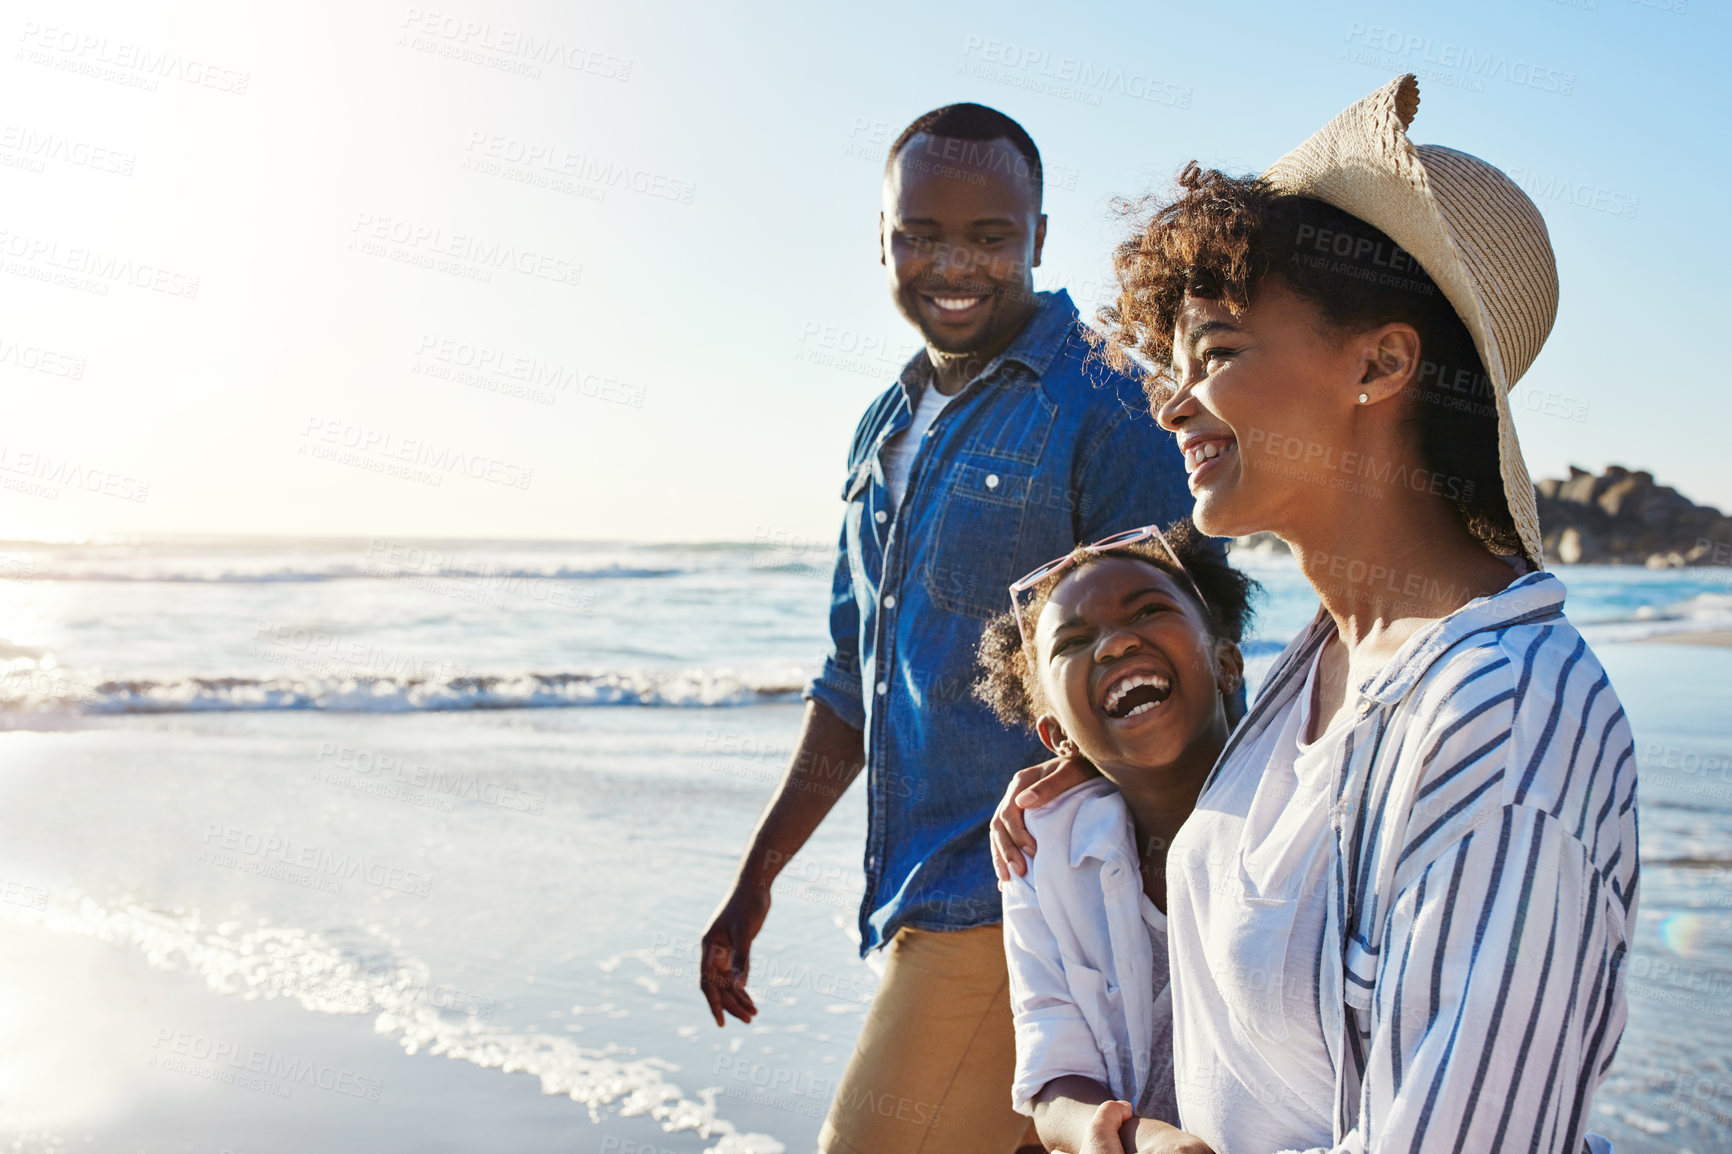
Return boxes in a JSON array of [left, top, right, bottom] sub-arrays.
[[976, 519, 1256, 1154], [992, 76, 1635, 1154]]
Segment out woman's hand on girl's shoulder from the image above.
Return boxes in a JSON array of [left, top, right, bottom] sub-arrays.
[[990, 752, 1099, 882]]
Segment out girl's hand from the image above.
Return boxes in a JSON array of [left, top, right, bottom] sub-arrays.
[[1079, 1100, 1134, 1154], [990, 753, 1099, 881]]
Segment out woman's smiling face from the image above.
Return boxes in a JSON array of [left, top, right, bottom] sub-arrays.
[[1158, 278, 1369, 539], [1031, 555, 1236, 782]]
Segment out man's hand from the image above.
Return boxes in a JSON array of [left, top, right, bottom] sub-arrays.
[[699, 885, 771, 1027], [989, 752, 1099, 881]]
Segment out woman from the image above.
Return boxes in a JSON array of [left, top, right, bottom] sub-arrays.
[[974, 521, 1254, 1150], [991, 75, 1635, 1154]]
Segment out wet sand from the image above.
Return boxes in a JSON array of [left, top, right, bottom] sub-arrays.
[[1639, 629, 1732, 647]]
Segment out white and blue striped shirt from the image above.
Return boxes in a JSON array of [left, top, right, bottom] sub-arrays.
[[1169, 570, 1638, 1154]]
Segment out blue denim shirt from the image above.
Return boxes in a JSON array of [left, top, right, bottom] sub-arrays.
[[804, 291, 1199, 955]]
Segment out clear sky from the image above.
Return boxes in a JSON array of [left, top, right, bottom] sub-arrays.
[[1, 0, 1723, 544]]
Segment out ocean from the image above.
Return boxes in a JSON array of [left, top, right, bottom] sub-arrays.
[[1, 537, 1728, 1153]]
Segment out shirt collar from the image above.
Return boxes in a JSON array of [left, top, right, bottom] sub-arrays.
[[894, 289, 1080, 400], [1359, 568, 1564, 704], [1290, 568, 1564, 710], [1061, 778, 1138, 868]]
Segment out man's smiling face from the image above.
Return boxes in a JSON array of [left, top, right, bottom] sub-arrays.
[[880, 134, 1046, 360]]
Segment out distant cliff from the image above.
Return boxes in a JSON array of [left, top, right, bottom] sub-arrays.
[[1229, 466, 1732, 567], [1537, 466, 1730, 566]]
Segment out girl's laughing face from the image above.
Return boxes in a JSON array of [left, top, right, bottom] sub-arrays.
[[1031, 556, 1237, 782]]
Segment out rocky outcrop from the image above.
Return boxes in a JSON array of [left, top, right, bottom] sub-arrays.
[[1227, 467, 1732, 567], [1537, 466, 1732, 567]]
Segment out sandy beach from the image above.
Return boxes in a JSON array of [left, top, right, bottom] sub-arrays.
[[1640, 628, 1732, 647]]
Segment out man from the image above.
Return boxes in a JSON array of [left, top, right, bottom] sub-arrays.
[[699, 104, 1198, 1154]]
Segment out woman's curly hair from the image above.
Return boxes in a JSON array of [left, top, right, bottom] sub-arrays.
[[973, 518, 1258, 731], [1092, 163, 1521, 557]]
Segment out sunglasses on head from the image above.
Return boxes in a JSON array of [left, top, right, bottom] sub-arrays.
[[1008, 523, 1206, 645]]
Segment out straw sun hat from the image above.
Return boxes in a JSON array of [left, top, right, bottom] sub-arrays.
[[1264, 74, 1557, 569]]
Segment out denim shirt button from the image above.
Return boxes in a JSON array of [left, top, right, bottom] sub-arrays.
[[985, 473, 1000, 489], [883, 595, 896, 608], [874, 510, 887, 523], [876, 681, 887, 695]]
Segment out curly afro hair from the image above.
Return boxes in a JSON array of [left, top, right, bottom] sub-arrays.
[[1092, 163, 1521, 558], [973, 517, 1258, 732]]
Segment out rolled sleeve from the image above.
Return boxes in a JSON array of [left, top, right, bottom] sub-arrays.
[[803, 518, 866, 731], [1002, 875, 1112, 1115]]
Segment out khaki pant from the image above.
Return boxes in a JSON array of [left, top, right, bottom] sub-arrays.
[[819, 925, 1039, 1154]]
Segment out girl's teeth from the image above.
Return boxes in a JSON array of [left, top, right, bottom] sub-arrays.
[[1103, 673, 1171, 714]]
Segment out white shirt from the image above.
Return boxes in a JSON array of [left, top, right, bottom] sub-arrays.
[[1166, 572, 1635, 1154], [880, 382, 952, 509], [1167, 646, 1339, 1154], [1002, 778, 1178, 1124]]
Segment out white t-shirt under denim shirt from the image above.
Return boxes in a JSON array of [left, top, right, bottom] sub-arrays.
[[881, 382, 953, 509], [1166, 646, 1339, 1153], [1002, 777, 1178, 1125]]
